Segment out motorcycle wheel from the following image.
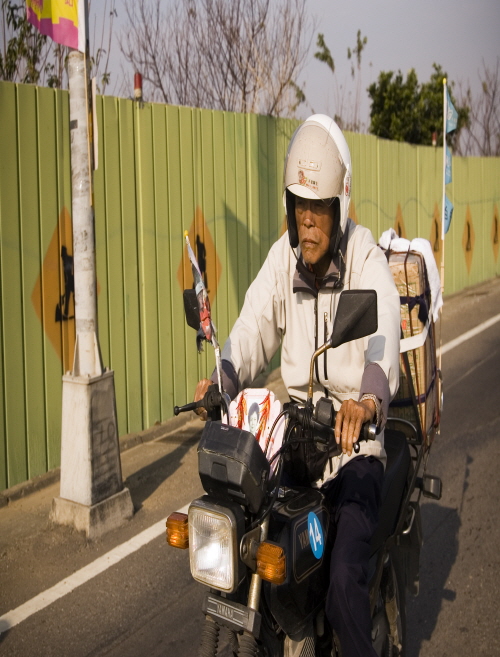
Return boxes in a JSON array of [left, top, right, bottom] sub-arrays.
[[384, 552, 406, 657]]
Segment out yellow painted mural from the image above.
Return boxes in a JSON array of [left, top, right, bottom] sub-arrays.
[[462, 205, 475, 274], [31, 207, 75, 374], [492, 205, 499, 263]]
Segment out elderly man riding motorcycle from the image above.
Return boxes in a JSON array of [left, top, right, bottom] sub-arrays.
[[194, 114, 401, 657]]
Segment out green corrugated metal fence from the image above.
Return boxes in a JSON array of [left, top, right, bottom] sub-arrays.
[[1, 81, 499, 490]]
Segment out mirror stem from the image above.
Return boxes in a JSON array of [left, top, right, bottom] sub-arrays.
[[307, 342, 331, 402]]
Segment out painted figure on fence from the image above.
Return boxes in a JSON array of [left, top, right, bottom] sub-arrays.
[[56, 245, 74, 322]]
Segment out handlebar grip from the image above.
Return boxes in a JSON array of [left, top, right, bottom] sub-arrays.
[[174, 384, 223, 419], [363, 422, 377, 441], [353, 422, 377, 452], [174, 400, 202, 416]]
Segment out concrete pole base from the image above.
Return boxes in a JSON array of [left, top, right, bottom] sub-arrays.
[[51, 487, 134, 540], [53, 367, 134, 540]]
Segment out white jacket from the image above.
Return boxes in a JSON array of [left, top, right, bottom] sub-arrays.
[[220, 219, 401, 482]]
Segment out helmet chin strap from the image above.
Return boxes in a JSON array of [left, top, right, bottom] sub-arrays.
[[328, 198, 342, 257], [285, 188, 299, 248], [326, 199, 345, 288]]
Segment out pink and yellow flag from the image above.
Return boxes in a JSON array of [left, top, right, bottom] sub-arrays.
[[26, 0, 86, 52]]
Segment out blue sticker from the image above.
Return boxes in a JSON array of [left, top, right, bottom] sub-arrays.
[[307, 511, 324, 559]]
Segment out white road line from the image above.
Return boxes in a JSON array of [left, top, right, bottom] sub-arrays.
[[1, 312, 499, 635], [0, 518, 167, 634], [438, 313, 500, 356]]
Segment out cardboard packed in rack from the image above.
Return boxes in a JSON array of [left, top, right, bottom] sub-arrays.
[[387, 250, 438, 442]]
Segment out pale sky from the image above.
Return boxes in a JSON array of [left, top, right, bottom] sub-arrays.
[[298, 0, 500, 126], [97, 0, 500, 128]]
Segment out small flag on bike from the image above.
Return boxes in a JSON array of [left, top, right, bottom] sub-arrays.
[[184, 231, 217, 351]]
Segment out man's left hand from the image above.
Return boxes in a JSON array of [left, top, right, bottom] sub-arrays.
[[335, 398, 376, 456]]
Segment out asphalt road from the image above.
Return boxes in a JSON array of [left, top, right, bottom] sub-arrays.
[[0, 277, 499, 657], [406, 280, 500, 657]]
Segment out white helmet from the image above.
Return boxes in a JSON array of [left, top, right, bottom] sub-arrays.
[[283, 114, 351, 253]]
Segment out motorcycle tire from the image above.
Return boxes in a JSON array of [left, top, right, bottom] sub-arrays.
[[384, 551, 406, 657]]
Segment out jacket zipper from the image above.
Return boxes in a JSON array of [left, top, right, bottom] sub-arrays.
[[324, 312, 328, 380], [314, 297, 329, 397], [314, 298, 320, 384]]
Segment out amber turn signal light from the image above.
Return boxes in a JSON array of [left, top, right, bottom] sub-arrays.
[[256, 541, 286, 585], [166, 512, 189, 549]]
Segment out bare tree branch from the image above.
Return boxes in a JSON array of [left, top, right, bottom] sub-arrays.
[[90, 0, 117, 94], [456, 58, 500, 157], [119, 0, 312, 117]]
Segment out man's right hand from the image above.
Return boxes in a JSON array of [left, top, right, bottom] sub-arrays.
[[194, 378, 212, 421]]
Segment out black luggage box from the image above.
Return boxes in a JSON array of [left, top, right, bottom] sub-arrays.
[[198, 422, 270, 513]]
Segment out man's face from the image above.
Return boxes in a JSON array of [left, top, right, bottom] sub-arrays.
[[295, 197, 335, 272]]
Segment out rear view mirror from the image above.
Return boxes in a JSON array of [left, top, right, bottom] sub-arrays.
[[183, 289, 200, 331], [329, 290, 377, 348]]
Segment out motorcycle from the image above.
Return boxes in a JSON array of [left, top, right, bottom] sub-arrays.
[[167, 288, 442, 656]]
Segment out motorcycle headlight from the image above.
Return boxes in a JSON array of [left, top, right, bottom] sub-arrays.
[[188, 497, 244, 593]]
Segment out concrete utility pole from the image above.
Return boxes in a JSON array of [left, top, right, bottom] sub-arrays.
[[50, 46, 133, 539]]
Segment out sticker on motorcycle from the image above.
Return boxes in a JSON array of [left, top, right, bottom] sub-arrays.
[[307, 512, 324, 559]]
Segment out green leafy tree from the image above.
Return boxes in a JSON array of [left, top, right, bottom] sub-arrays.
[[0, 0, 52, 84], [314, 33, 334, 74], [347, 29, 368, 130], [368, 63, 468, 149], [314, 29, 368, 132], [347, 29, 367, 77]]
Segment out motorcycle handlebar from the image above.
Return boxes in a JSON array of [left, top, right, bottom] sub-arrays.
[[174, 392, 377, 453], [174, 399, 203, 416], [311, 417, 376, 453], [286, 402, 377, 453], [173, 384, 224, 421], [355, 421, 377, 451]]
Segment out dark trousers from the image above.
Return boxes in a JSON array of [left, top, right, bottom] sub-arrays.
[[322, 456, 384, 657]]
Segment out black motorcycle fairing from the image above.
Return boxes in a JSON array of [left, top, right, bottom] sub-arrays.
[[264, 487, 331, 637], [197, 421, 270, 513], [397, 500, 423, 596], [370, 429, 411, 555]]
